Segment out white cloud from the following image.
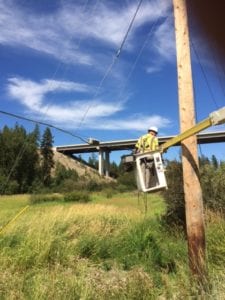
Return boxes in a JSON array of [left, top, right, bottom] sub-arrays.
[[153, 17, 176, 62], [7, 76, 125, 121], [146, 65, 161, 74], [7, 77, 93, 110], [0, 0, 171, 68], [0, 1, 93, 65], [88, 115, 171, 131], [7, 76, 171, 131], [143, 15, 176, 74]]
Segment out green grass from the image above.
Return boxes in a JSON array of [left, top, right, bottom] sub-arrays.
[[0, 192, 224, 299], [0, 195, 29, 228]]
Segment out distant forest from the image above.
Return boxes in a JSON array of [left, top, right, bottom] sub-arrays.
[[0, 124, 55, 194]]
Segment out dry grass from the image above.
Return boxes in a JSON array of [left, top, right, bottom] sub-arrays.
[[0, 193, 225, 299]]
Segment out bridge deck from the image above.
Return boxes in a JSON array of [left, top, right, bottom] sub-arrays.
[[56, 131, 225, 154]]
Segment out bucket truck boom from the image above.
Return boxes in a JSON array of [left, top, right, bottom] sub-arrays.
[[125, 106, 225, 193]]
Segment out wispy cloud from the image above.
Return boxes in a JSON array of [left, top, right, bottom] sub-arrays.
[[0, 0, 172, 69], [88, 115, 171, 131], [153, 17, 175, 62], [7, 77, 171, 131], [8, 77, 93, 110], [146, 64, 162, 74]]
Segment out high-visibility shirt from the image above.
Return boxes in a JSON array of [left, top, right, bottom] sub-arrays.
[[135, 133, 159, 153]]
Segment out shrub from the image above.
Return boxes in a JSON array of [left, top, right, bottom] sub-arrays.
[[85, 180, 102, 192], [210, 164, 225, 214], [162, 157, 225, 228], [116, 184, 130, 193], [103, 188, 115, 198], [28, 178, 44, 194], [29, 194, 63, 204], [117, 171, 136, 191], [161, 160, 185, 228], [0, 174, 20, 195], [63, 191, 91, 203], [53, 178, 77, 193], [54, 163, 78, 185]]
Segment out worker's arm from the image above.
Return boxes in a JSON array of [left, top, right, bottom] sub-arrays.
[[135, 136, 144, 153], [152, 137, 159, 151]]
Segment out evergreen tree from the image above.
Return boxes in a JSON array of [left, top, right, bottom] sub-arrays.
[[109, 161, 119, 178], [0, 124, 40, 193], [40, 127, 54, 186], [199, 155, 210, 167], [31, 124, 40, 147], [0, 126, 13, 177], [25, 125, 41, 189], [211, 154, 219, 169]]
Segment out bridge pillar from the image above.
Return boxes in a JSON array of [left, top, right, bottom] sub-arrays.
[[105, 150, 110, 177], [98, 149, 104, 176]]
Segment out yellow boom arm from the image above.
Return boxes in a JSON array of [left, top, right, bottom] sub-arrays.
[[160, 106, 225, 153]]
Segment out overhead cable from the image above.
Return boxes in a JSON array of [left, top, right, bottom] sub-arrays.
[[115, 0, 144, 58], [119, 15, 165, 98], [76, 0, 144, 131], [191, 38, 219, 109], [210, 44, 225, 100], [0, 110, 88, 144]]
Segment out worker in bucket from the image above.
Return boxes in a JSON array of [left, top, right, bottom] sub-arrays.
[[135, 126, 159, 153], [135, 126, 159, 190]]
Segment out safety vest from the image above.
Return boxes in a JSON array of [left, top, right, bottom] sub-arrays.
[[135, 133, 159, 153]]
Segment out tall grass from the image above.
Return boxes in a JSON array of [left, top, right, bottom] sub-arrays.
[[0, 193, 224, 299]]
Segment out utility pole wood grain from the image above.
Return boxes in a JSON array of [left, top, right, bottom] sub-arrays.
[[173, 0, 206, 278]]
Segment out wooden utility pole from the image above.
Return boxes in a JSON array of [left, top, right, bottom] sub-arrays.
[[173, 0, 206, 279]]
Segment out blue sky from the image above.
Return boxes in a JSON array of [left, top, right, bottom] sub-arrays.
[[1, 0, 225, 163]]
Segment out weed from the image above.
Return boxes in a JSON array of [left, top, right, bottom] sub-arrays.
[[29, 193, 63, 204], [64, 191, 91, 203]]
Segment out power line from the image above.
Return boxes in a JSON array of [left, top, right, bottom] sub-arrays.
[[0, 110, 88, 144], [75, 0, 144, 132], [115, 0, 144, 59], [98, 15, 164, 132], [210, 43, 225, 100], [0, 109, 90, 194], [22, 0, 95, 137], [192, 77, 204, 158], [190, 38, 219, 109], [119, 16, 167, 97]]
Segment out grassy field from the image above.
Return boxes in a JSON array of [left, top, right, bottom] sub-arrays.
[[0, 192, 225, 299]]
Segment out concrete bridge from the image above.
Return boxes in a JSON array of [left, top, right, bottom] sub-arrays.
[[56, 131, 225, 176]]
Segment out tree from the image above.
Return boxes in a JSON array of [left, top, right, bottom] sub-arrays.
[[40, 127, 54, 186], [199, 155, 210, 167], [0, 124, 41, 194], [25, 125, 41, 189], [211, 154, 219, 169], [109, 161, 119, 178], [54, 162, 78, 186]]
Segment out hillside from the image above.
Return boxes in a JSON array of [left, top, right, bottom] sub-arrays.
[[53, 149, 113, 183]]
